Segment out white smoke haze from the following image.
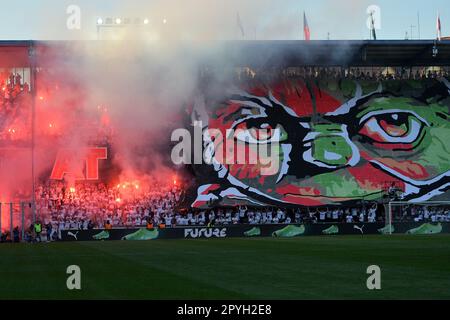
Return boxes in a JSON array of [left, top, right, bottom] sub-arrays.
[[1, 0, 377, 206], [98, 0, 372, 41], [4, 0, 377, 41], [40, 41, 201, 181]]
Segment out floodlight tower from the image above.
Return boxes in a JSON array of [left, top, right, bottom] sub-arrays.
[[96, 17, 151, 40]]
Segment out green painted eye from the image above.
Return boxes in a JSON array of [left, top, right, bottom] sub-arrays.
[[359, 110, 427, 144]]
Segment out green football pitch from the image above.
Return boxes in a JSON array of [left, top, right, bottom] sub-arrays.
[[0, 235, 449, 299]]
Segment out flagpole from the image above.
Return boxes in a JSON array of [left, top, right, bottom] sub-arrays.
[[437, 11, 441, 41], [29, 41, 37, 223], [236, 12, 238, 40], [236, 12, 245, 40], [370, 11, 377, 40], [303, 11, 306, 40]]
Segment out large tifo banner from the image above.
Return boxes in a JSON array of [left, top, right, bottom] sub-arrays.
[[188, 78, 450, 208], [60, 222, 450, 241]]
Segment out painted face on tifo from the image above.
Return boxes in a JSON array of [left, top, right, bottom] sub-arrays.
[[192, 78, 450, 207]]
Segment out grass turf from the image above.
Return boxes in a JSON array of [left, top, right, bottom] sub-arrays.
[[0, 235, 449, 299]]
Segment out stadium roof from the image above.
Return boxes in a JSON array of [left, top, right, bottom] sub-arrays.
[[223, 40, 450, 68], [1, 40, 450, 68]]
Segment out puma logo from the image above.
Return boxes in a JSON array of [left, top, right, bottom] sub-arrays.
[[68, 231, 79, 240], [353, 225, 365, 234]]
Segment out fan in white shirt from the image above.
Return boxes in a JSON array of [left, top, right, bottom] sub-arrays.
[[346, 214, 353, 223]]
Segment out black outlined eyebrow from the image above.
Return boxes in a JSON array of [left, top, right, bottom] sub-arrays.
[[222, 106, 261, 123], [220, 91, 313, 129], [351, 95, 435, 123], [228, 94, 273, 109], [324, 92, 392, 125], [219, 94, 274, 123]]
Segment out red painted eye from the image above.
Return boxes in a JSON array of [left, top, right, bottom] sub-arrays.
[[234, 122, 287, 144], [249, 123, 274, 140]]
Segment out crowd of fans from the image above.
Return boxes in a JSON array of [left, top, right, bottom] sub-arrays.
[[392, 205, 450, 223], [34, 178, 182, 232], [30, 184, 385, 236], [167, 203, 382, 227], [1, 69, 112, 144], [30, 190, 449, 232], [0, 71, 29, 100], [3, 182, 450, 242], [235, 66, 450, 82], [0, 71, 32, 142]]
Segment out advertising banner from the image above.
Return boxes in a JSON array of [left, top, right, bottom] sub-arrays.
[[60, 222, 450, 241]]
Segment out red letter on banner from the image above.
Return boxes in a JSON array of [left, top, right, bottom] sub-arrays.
[[85, 147, 108, 180], [50, 149, 85, 180], [50, 147, 107, 180]]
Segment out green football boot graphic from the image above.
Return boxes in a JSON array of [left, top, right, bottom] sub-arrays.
[[272, 225, 305, 238], [406, 223, 442, 235], [92, 230, 110, 240], [322, 225, 339, 235], [378, 224, 395, 234], [122, 228, 159, 240], [244, 227, 261, 237]]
